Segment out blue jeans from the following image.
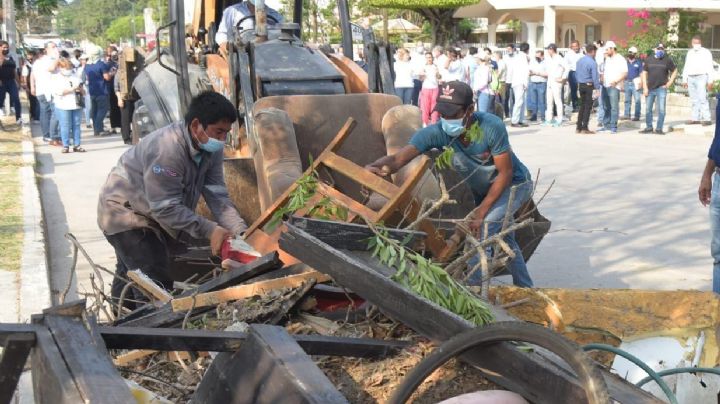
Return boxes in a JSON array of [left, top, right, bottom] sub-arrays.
[[395, 87, 413, 105], [688, 74, 711, 121], [91, 94, 109, 135], [476, 92, 493, 113], [0, 80, 21, 120], [646, 87, 667, 131], [568, 70, 578, 109], [38, 95, 59, 139], [710, 172, 720, 293], [597, 87, 607, 125], [527, 82, 546, 120], [84, 92, 92, 124], [624, 81, 641, 119], [57, 108, 82, 148], [602, 87, 620, 131], [466, 181, 534, 288]]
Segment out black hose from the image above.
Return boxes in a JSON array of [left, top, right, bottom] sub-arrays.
[[388, 322, 609, 404]]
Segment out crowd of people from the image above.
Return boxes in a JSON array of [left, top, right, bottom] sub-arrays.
[[393, 35, 716, 135], [9, 42, 133, 153]]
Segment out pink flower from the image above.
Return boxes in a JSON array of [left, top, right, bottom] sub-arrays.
[[627, 8, 637, 17], [626, 20, 634, 28], [639, 10, 650, 19], [641, 22, 649, 29]]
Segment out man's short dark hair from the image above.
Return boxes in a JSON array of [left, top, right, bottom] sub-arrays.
[[184, 91, 238, 128], [0, 41, 8, 47], [585, 44, 597, 53], [519, 42, 530, 53], [469, 46, 478, 55], [74, 49, 82, 58], [692, 35, 702, 41]]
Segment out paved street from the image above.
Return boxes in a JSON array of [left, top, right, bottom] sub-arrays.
[[33, 115, 716, 300]]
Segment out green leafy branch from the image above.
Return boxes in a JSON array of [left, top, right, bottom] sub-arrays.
[[434, 121, 484, 170], [367, 227, 494, 326]]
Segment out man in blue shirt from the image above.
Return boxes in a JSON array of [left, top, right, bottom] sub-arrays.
[[622, 46, 643, 121], [699, 95, 720, 294], [366, 81, 534, 287], [574, 44, 601, 134], [83, 45, 111, 136]]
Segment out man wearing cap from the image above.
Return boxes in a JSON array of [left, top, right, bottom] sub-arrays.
[[543, 43, 566, 126], [527, 50, 547, 122], [682, 35, 714, 126], [622, 46, 643, 121], [365, 81, 534, 288], [83, 45, 112, 136], [565, 40, 583, 112], [598, 41, 627, 134], [640, 43, 677, 135]]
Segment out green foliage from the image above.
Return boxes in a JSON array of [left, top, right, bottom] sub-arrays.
[[105, 15, 144, 43], [57, 0, 166, 43], [505, 19, 522, 33], [368, 228, 494, 326], [368, 0, 475, 10], [434, 122, 484, 170]]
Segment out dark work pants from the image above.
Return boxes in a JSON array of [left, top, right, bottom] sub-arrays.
[[120, 99, 135, 143], [503, 83, 514, 118], [26, 89, 39, 120], [411, 79, 422, 106], [568, 71, 579, 109], [105, 228, 174, 312], [109, 90, 121, 128], [0, 80, 22, 120], [577, 83, 594, 131]]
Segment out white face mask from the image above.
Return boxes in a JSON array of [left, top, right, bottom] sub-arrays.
[[693, 43, 702, 50]]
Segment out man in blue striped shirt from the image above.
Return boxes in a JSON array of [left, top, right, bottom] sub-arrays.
[[574, 44, 601, 134]]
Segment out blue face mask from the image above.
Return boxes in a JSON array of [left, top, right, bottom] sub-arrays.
[[441, 117, 465, 137], [200, 137, 225, 153], [655, 50, 665, 59]]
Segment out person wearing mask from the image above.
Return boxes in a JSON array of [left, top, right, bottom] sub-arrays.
[[594, 40, 607, 129], [682, 35, 715, 126], [84, 45, 112, 136], [20, 50, 39, 122], [393, 48, 415, 105], [575, 44, 601, 134], [528, 50, 548, 123], [364, 81, 534, 288], [543, 43, 566, 126], [418, 52, 441, 125], [31, 42, 61, 144], [52, 58, 85, 153], [509, 43, 530, 128], [432, 46, 448, 72], [0, 41, 22, 125], [98, 91, 248, 311], [71, 49, 81, 68], [443, 48, 465, 83], [640, 43, 677, 135], [598, 41, 627, 134], [106, 47, 121, 134], [411, 45, 426, 106], [502, 44, 516, 118], [622, 46, 643, 122], [484, 48, 497, 70], [215, 0, 283, 55], [463, 46, 478, 86], [77, 54, 92, 128], [472, 53, 494, 113], [565, 40, 583, 112], [114, 68, 135, 145]]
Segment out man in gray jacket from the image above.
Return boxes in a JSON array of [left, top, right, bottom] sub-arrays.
[[98, 91, 247, 310]]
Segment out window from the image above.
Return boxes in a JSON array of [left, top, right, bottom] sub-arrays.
[[537, 25, 544, 47], [585, 25, 601, 45]]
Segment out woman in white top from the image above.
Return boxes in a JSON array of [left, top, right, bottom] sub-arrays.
[[393, 48, 415, 105], [418, 52, 440, 125], [472, 53, 495, 113], [444, 49, 465, 83], [53, 58, 86, 153]]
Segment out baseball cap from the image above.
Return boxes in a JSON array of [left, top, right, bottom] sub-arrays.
[[434, 81, 474, 116], [605, 40, 617, 49], [628, 46, 638, 53], [545, 43, 557, 51], [656, 42, 665, 49]]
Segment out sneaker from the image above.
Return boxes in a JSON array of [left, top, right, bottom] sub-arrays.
[[16, 118, 23, 126], [541, 120, 554, 126], [86, 124, 92, 129], [580, 129, 596, 135], [597, 127, 610, 132], [654, 129, 665, 135], [639, 128, 654, 134], [42, 136, 51, 142], [610, 129, 617, 134], [61, 147, 69, 153]]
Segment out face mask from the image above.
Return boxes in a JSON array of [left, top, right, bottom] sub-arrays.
[[535, 57, 541, 62], [199, 136, 225, 153], [1, 50, 8, 56], [61, 69, 72, 76], [693, 44, 701, 50], [655, 50, 665, 58], [628, 54, 635, 59]]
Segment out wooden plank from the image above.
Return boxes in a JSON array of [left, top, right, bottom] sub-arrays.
[[171, 271, 330, 312], [117, 252, 282, 328], [192, 0, 203, 36], [31, 326, 84, 404], [316, 182, 379, 221], [279, 224, 662, 404], [0, 324, 38, 344], [127, 270, 173, 303], [192, 324, 348, 404], [287, 216, 425, 251], [245, 118, 357, 236], [99, 326, 409, 358], [322, 152, 399, 199], [44, 315, 134, 403], [378, 45, 396, 95], [113, 349, 157, 366], [0, 333, 35, 404], [375, 155, 431, 220]]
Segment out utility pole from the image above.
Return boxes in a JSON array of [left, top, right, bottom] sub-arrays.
[[3, 0, 17, 58]]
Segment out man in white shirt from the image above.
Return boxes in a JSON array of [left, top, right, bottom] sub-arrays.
[[565, 40, 583, 112], [509, 42, 530, 127], [503, 44, 516, 117], [595, 40, 607, 127], [463, 46, 478, 86], [528, 50, 548, 122], [543, 44, 566, 126], [598, 41, 627, 134], [31, 42, 61, 143], [682, 35, 715, 125], [432, 46, 448, 71]]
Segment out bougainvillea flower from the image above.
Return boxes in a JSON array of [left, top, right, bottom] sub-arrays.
[[626, 20, 634, 28]]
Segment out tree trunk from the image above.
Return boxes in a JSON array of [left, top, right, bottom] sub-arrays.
[[418, 8, 457, 46]]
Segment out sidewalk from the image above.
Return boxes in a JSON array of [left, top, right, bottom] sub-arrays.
[[31, 122, 128, 305]]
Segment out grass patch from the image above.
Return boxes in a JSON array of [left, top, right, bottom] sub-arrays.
[[0, 120, 26, 271]]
